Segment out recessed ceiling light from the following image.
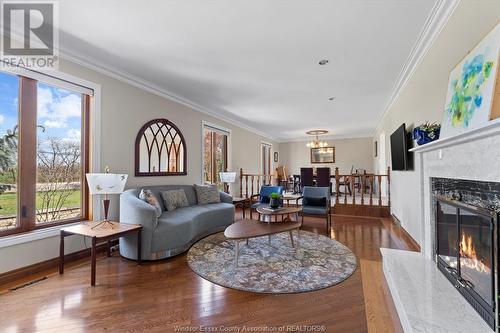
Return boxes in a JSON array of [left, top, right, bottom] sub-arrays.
[[329, 97, 335, 101], [318, 59, 329, 65]]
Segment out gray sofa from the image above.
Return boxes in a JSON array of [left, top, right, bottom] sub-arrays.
[[119, 185, 234, 260]]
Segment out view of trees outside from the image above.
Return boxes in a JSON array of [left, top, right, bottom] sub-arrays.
[[0, 72, 19, 230], [203, 129, 227, 189], [0, 72, 83, 231], [36, 82, 83, 224]]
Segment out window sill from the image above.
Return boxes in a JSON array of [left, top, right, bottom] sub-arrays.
[[0, 221, 88, 249]]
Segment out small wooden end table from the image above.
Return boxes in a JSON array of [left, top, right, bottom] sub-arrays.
[[232, 197, 250, 218], [59, 222, 142, 286]]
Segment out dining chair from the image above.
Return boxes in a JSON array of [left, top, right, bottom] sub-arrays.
[[300, 167, 314, 191], [316, 167, 332, 193], [338, 166, 353, 195], [296, 186, 331, 234]]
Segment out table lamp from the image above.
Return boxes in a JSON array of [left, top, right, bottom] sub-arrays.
[[86, 172, 128, 229], [219, 171, 236, 194]]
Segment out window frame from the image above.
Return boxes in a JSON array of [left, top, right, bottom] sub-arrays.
[[261, 141, 272, 176], [0, 72, 92, 237], [201, 122, 230, 186]]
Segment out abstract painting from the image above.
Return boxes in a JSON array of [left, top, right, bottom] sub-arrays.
[[441, 23, 500, 138]]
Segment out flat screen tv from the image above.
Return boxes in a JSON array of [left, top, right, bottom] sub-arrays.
[[390, 123, 409, 171]]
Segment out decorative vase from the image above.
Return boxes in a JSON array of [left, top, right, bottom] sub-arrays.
[[412, 127, 440, 146], [269, 197, 280, 209]]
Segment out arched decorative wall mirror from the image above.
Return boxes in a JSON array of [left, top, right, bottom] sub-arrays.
[[135, 118, 187, 176]]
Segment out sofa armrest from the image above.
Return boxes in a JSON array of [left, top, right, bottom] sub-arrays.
[[120, 190, 159, 230], [219, 191, 233, 204]]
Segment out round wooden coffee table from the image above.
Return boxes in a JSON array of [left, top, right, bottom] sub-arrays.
[[256, 206, 302, 223]]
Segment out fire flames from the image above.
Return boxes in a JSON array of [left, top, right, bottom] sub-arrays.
[[460, 233, 489, 273]]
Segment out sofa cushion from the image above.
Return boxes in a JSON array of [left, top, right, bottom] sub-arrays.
[[194, 184, 221, 204], [139, 189, 162, 217], [161, 189, 189, 211]]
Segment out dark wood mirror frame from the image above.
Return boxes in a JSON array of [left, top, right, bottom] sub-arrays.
[[135, 118, 187, 176], [310, 147, 335, 164]]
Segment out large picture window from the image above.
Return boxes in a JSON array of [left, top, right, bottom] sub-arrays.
[[203, 124, 229, 189], [0, 71, 91, 236]]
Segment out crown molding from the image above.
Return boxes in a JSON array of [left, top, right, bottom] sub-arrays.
[[57, 48, 281, 142], [375, 0, 461, 132]]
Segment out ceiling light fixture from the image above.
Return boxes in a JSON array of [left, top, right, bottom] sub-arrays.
[[329, 97, 335, 101], [306, 130, 329, 148], [318, 59, 329, 65]]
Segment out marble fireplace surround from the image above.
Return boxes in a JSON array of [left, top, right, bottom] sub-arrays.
[[412, 119, 500, 259], [382, 119, 500, 333]]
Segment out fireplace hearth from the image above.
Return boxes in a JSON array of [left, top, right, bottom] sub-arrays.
[[433, 178, 500, 331]]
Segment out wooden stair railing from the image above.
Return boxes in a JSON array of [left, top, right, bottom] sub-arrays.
[[334, 167, 390, 207], [239, 168, 274, 198]]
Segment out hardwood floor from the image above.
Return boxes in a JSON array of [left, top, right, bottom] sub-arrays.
[[0, 210, 418, 333]]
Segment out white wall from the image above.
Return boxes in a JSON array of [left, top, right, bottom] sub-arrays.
[[279, 137, 374, 175], [373, 0, 500, 244], [0, 58, 278, 274]]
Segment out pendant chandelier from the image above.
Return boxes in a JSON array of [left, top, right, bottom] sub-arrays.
[[305, 130, 329, 148]]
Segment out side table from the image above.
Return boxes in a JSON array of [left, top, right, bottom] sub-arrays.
[[59, 221, 142, 286], [232, 197, 250, 218]]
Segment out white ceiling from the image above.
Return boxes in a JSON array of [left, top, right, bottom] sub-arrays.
[[58, 0, 438, 141]]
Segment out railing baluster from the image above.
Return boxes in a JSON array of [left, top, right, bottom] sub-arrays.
[[240, 168, 243, 198], [387, 166, 391, 208], [378, 175, 382, 206], [352, 174, 355, 205], [361, 174, 365, 206], [245, 175, 249, 198], [251, 176, 255, 197], [369, 175, 373, 205], [344, 175, 348, 205], [335, 167, 340, 205]]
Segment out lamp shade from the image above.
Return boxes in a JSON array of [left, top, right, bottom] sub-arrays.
[[219, 172, 236, 183], [86, 173, 128, 195]]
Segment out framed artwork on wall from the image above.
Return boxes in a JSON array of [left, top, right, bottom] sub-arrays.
[[441, 23, 500, 138], [274, 152, 278, 162], [310, 147, 335, 163]]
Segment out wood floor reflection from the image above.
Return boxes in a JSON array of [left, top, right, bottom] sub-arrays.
[[0, 211, 418, 333]]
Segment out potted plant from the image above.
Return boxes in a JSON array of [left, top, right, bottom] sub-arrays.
[[412, 122, 441, 146], [269, 192, 281, 209]]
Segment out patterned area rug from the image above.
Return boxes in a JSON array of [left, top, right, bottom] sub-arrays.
[[187, 230, 357, 294]]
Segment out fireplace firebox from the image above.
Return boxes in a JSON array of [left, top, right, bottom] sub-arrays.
[[435, 194, 498, 330]]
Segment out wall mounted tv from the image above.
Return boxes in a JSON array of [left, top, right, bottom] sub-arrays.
[[390, 123, 412, 171]]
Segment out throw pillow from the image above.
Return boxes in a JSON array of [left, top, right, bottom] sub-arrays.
[[161, 189, 189, 211], [194, 184, 221, 204], [139, 189, 162, 217], [303, 197, 327, 207]]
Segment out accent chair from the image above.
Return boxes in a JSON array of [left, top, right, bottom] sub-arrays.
[[296, 186, 331, 234], [249, 185, 284, 219]]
